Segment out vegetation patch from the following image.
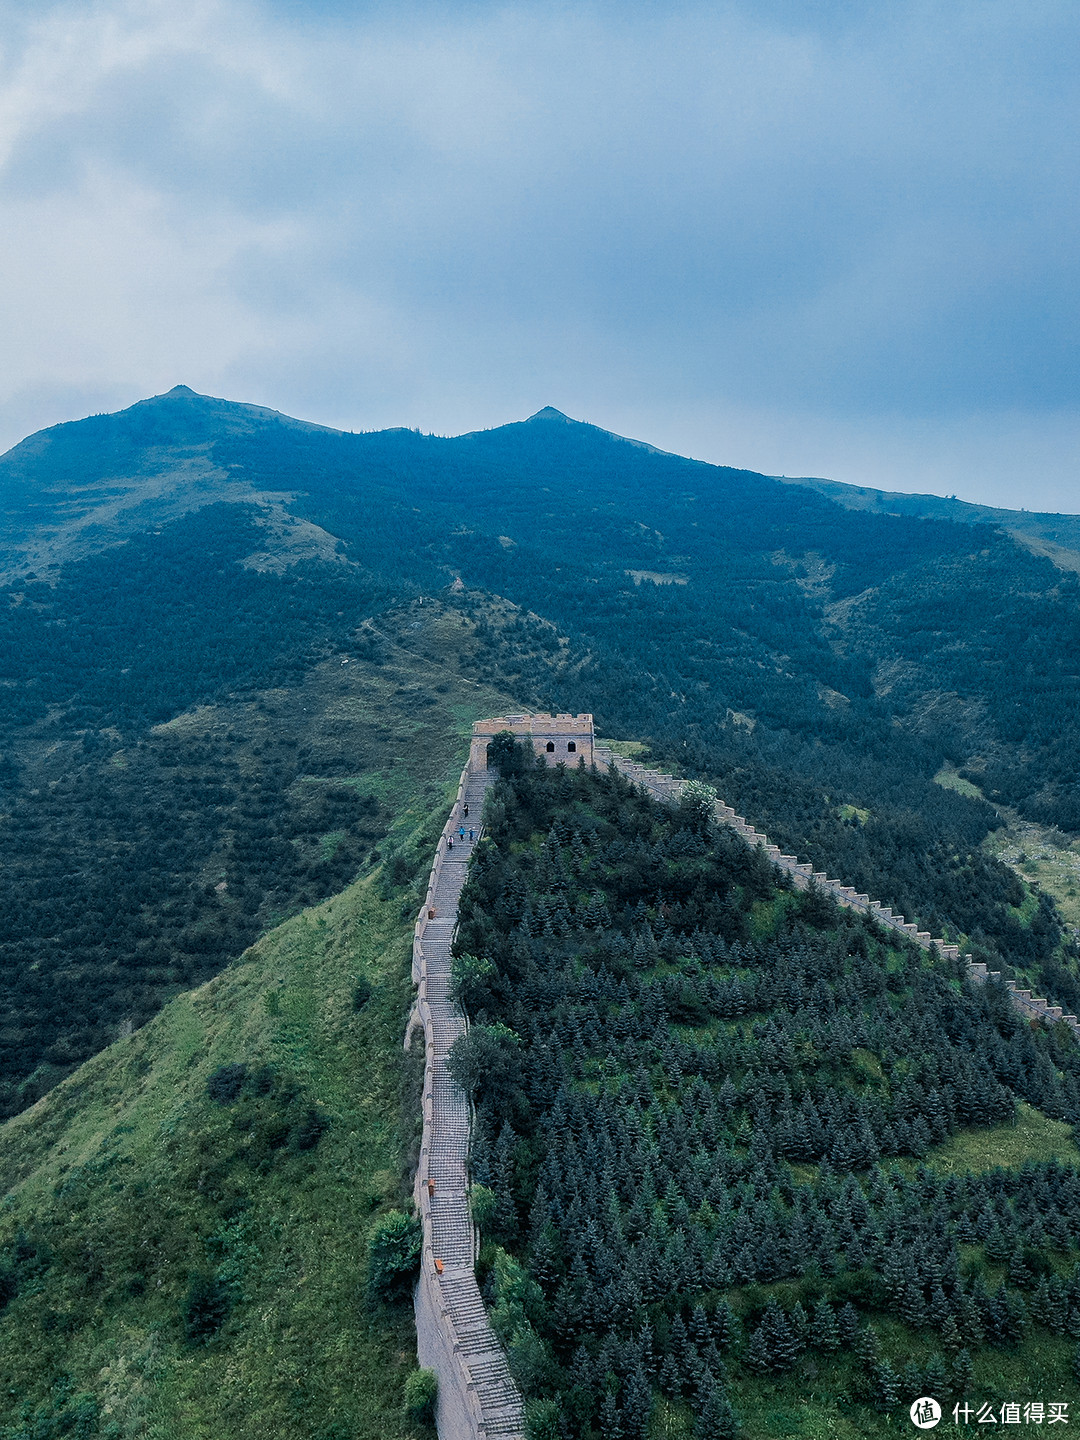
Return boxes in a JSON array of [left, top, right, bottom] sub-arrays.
[[0, 860, 432, 1439], [916, 1102, 1080, 1176], [449, 741, 1080, 1437]]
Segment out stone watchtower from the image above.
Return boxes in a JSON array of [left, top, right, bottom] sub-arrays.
[[470, 713, 595, 770]]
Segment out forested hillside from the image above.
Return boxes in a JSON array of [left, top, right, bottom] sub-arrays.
[[448, 741, 1080, 1437], [1, 385, 1080, 1112], [0, 565, 510, 1117]]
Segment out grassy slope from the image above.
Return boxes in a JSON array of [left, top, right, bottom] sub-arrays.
[[0, 618, 517, 1437], [984, 820, 1080, 935], [0, 863, 424, 1439]]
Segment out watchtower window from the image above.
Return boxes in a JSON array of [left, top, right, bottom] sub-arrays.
[[567, 742, 577, 752], [546, 741, 555, 752]]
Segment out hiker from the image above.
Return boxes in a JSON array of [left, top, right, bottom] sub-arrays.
[[463, 804, 469, 818], [447, 835, 454, 850], [469, 828, 475, 842], [458, 825, 465, 841]]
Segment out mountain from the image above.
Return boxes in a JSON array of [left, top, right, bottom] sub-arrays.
[[774, 471, 1080, 571], [3, 387, 1080, 1433], [0, 385, 344, 583], [0, 387, 1079, 1121]]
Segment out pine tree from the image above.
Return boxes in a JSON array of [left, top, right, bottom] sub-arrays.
[[951, 1348, 974, 1395], [881, 1244, 908, 1305], [899, 1281, 928, 1329], [659, 1351, 682, 1398], [1008, 1244, 1034, 1290], [900, 1360, 923, 1401], [670, 1314, 691, 1367], [1047, 1275, 1069, 1335], [695, 1384, 740, 1440], [599, 1388, 625, 1440], [928, 1284, 951, 1329], [876, 1361, 900, 1410], [1004, 1288, 1030, 1343], [742, 1323, 772, 1374], [954, 1213, 977, 1245], [837, 1301, 861, 1349], [761, 1299, 799, 1371], [854, 1322, 881, 1370], [1030, 1276, 1052, 1328], [621, 1366, 653, 1440], [984, 1224, 1011, 1264], [811, 1297, 841, 1352], [789, 1302, 809, 1352], [700, 1341, 728, 1387], [713, 1299, 740, 1352], [939, 1314, 963, 1358], [689, 1305, 711, 1352], [922, 1353, 948, 1399]]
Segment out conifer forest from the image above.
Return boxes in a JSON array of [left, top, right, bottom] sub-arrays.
[[450, 740, 1080, 1435]]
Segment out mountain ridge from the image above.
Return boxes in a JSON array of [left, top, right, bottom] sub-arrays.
[[3, 384, 1076, 586], [0, 385, 1079, 1130], [774, 469, 1080, 562]]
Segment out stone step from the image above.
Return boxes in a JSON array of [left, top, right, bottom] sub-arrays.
[[414, 762, 522, 1435]]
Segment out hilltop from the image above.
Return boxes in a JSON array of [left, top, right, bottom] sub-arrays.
[[774, 472, 1080, 570]]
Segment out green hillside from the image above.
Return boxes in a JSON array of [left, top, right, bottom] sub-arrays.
[[0, 839, 431, 1438], [452, 742, 1080, 1437], [0, 595, 507, 1119], [0, 659, 512, 1437], [4, 387, 1080, 1126], [772, 471, 1080, 565]]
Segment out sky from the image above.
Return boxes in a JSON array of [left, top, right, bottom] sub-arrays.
[[0, 0, 1078, 510]]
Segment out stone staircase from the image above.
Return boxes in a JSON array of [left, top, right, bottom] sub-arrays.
[[412, 764, 525, 1440]]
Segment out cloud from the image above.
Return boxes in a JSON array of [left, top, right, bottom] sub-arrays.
[[0, 0, 1077, 506]]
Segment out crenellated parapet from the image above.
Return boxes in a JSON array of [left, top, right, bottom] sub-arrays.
[[470, 712, 594, 769], [593, 745, 1080, 1039]]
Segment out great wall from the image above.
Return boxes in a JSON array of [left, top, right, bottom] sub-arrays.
[[408, 712, 1080, 1439]]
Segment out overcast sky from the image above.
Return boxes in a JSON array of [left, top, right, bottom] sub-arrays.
[[0, 0, 1077, 509]]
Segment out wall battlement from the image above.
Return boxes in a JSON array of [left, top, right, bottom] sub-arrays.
[[592, 744, 1080, 1039], [470, 711, 594, 769]]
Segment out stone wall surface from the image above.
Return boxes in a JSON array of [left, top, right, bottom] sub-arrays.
[[470, 712, 594, 770], [592, 746, 1080, 1039], [411, 761, 525, 1440]]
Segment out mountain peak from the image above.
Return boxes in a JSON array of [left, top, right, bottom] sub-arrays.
[[525, 406, 575, 424]]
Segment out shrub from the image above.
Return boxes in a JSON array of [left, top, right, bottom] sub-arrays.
[[446, 1023, 523, 1100], [469, 1183, 497, 1228], [487, 731, 529, 778], [450, 952, 496, 1012], [352, 976, 373, 1011], [403, 1367, 437, 1432], [289, 1104, 329, 1152], [183, 1272, 231, 1341], [206, 1063, 247, 1105], [525, 1399, 560, 1440], [367, 1210, 422, 1300]]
